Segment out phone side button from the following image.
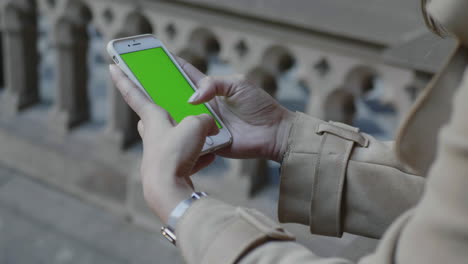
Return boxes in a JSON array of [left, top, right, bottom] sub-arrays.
[[205, 136, 214, 146]]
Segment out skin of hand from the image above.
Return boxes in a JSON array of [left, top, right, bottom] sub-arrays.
[[109, 64, 219, 223], [108, 57, 294, 222], [177, 57, 295, 163]]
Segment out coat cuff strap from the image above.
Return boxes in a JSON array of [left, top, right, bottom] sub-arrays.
[[310, 121, 366, 237], [278, 112, 325, 226]]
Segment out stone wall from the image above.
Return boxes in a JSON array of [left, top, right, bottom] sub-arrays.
[[0, 0, 435, 230]]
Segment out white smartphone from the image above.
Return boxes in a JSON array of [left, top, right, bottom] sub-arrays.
[[107, 34, 232, 154]]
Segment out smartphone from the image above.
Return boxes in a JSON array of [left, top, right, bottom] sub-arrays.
[[107, 34, 232, 154]]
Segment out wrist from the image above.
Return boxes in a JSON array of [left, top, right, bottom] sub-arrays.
[[144, 176, 193, 224], [272, 110, 295, 162], [162, 188, 193, 223], [168, 192, 207, 226], [161, 191, 208, 245]]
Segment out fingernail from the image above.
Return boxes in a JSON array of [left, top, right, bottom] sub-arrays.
[[188, 91, 200, 103]]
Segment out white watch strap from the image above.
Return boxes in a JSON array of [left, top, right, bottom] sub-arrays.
[[161, 192, 207, 245], [168, 192, 208, 229]]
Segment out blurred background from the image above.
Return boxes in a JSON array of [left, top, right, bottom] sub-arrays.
[[0, 0, 457, 263]]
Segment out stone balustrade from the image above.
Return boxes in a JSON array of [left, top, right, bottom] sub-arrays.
[[0, 0, 432, 229]]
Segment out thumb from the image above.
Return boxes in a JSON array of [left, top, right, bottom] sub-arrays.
[[188, 75, 244, 104], [173, 114, 219, 155]]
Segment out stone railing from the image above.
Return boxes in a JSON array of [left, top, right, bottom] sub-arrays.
[[0, 0, 432, 229]]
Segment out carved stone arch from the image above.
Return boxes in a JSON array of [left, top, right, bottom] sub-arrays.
[[49, 7, 92, 132], [188, 27, 221, 57], [323, 88, 356, 125], [164, 22, 177, 40], [5, 0, 38, 46], [0, 39, 3, 90], [246, 67, 278, 97], [53, 18, 83, 46], [1, 0, 39, 113], [17, 0, 37, 11], [3, 3, 24, 33], [176, 28, 221, 74], [297, 78, 312, 98], [344, 65, 379, 97], [61, 0, 91, 24], [48, 0, 92, 45], [0, 6, 5, 90], [3, 0, 36, 16], [43, 0, 56, 10], [178, 48, 208, 73], [117, 11, 153, 37], [261, 45, 295, 76]]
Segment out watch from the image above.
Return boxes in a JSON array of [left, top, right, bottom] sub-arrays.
[[161, 192, 208, 245]]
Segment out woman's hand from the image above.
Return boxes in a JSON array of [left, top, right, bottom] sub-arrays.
[[109, 65, 219, 223], [177, 57, 294, 162]]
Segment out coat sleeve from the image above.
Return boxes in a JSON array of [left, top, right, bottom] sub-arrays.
[[278, 112, 424, 238], [177, 66, 468, 264], [176, 195, 418, 264], [176, 196, 355, 264], [175, 112, 426, 264]]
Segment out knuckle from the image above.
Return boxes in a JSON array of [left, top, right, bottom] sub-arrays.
[[183, 115, 200, 124], [196, 115, 214, 129], [198, 76, 213, 87], [121, 88, 133, 105], [116, 77, 128, 90], [199, 114, 213, 124], [184, 116, 206, 131], [199, 113, 211, 118], [117, 80, 133, 101], [203, 76, 213, 83]]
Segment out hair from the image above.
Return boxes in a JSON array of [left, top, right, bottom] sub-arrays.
[[421, 0, 448, 37]]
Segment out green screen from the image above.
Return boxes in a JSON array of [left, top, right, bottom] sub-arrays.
[[121, 47, 222, 128]]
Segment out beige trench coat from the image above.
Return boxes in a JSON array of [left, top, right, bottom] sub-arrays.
[[175, 1, 468, 263]]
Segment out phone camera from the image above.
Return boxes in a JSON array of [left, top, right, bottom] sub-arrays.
[[128, 44, 131, 47]]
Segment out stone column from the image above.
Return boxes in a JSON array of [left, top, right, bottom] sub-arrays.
[[178, 48, 208, 74], [105, 73, 140, 150], [103, 12, 153, 150], [49, 20, 90, 133], [226, 158, 270, 198], [1, 1, 39, 116], [304, 73, 340, 121], [0, 35, 4, 90], [224, 67, 279, 197]]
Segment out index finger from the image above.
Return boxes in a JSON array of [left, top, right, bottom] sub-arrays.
[[175, 56, 206, 86], [109, 64, 172, 126]]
